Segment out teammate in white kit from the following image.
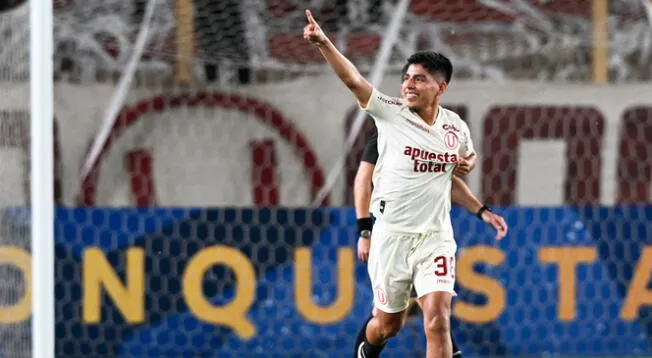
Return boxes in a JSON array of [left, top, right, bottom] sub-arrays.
[[303, 10, 506, 358]]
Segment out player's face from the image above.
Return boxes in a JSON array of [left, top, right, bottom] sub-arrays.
[[400, 64, 444, 110]]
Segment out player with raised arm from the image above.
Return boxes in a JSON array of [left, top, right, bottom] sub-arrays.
[[353, 124, 507, 358], [303, 10, 506, 358], [355, 124, 507, 262]]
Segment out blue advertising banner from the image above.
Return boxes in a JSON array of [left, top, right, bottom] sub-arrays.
[[31, 206, 651, 357]]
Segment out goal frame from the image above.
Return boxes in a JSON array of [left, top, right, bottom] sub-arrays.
[[30, 0, 54, 356]]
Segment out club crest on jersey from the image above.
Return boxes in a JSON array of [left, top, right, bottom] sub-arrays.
[[444, 131, 459, 150]]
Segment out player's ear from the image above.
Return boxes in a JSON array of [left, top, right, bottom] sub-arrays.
[[437, 81, 447, 96]]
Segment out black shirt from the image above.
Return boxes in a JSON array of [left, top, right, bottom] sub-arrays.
[[361, 123, 379, 164]]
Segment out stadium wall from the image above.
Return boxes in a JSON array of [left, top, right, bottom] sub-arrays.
[[0, 77, 650, 207]]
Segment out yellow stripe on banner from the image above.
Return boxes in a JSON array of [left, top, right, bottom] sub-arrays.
[[175, 0, 194, 84], [592, 0, 609, 84]]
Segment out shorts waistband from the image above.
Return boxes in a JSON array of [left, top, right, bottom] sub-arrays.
[[373, 223, 447, 238]]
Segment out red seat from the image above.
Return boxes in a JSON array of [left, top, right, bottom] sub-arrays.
[[410, 0, 513, 23], [268, 33, 381, 64], [268, 34, 323, 63], [410, 0, 592, 23], [266, 0, 297, 18], [346, 33, 382, 60]]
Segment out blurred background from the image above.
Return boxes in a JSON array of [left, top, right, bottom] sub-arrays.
[[0, 0, 651, 357]]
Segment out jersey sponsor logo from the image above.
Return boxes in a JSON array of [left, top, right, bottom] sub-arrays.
[[403, 146, 459, 163], [413, 161, 447, 173], [442, 124, 460, 132], [377, 96, 401, 106], [444, 131, 459, 150], [404, 146, 458, 173]]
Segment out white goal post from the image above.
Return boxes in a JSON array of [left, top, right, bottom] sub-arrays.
[[30, 0, 54, 356]]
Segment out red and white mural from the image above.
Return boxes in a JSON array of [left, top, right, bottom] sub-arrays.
[[0, 76, 650, 207]]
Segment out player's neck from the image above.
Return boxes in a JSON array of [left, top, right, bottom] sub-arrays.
[[414, 104, 439, 126]]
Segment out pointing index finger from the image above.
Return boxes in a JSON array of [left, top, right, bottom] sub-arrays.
[[306, 9, 317, 24]]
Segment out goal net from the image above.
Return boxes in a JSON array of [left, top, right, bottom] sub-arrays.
[[0, 0, 651, 357], [0, 0, 33, 357]]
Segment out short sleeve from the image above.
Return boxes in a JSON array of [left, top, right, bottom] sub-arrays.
[[360, 88, 402, 120], [460, 120, 475, 157], [361, 124, 379, 164]]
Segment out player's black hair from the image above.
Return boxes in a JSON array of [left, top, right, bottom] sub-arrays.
[[401, 51, 453, 84]]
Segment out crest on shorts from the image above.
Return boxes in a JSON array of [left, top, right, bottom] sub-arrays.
[[375, 287, 387, 305], [444, 131, 459, 150]]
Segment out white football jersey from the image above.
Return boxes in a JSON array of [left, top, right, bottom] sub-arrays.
[[362, 88, 475, 234]]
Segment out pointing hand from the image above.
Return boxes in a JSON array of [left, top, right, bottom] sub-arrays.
[[303, 10, 327, 46]]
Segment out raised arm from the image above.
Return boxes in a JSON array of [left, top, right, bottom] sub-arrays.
[[303, 10, 373, 107], [451, 176, 507, 240]]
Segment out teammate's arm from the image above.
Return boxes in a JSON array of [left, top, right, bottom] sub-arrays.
[[451, 176, 507, 240], [354, 162, 374, 262], [354, 127, 379, 262], [354, 162, 374, 222], [303, 10, 373, 107]]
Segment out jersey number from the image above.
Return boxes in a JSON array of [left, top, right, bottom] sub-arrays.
[[434, 256, 455, 279]]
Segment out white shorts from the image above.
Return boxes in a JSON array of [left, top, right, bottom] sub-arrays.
[[368, 224, 457, 314]]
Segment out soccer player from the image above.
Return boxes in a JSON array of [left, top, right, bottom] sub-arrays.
[[355, 124, 507, 261], [303, 10, 506, 358], [353, 124, 507, 358]]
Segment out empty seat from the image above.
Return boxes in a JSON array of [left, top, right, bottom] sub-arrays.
[[268, 33, 381, 64], [410, 0, 513, 23]]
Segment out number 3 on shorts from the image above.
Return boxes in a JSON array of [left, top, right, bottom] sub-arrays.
[[433, 256, 455, 279]]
